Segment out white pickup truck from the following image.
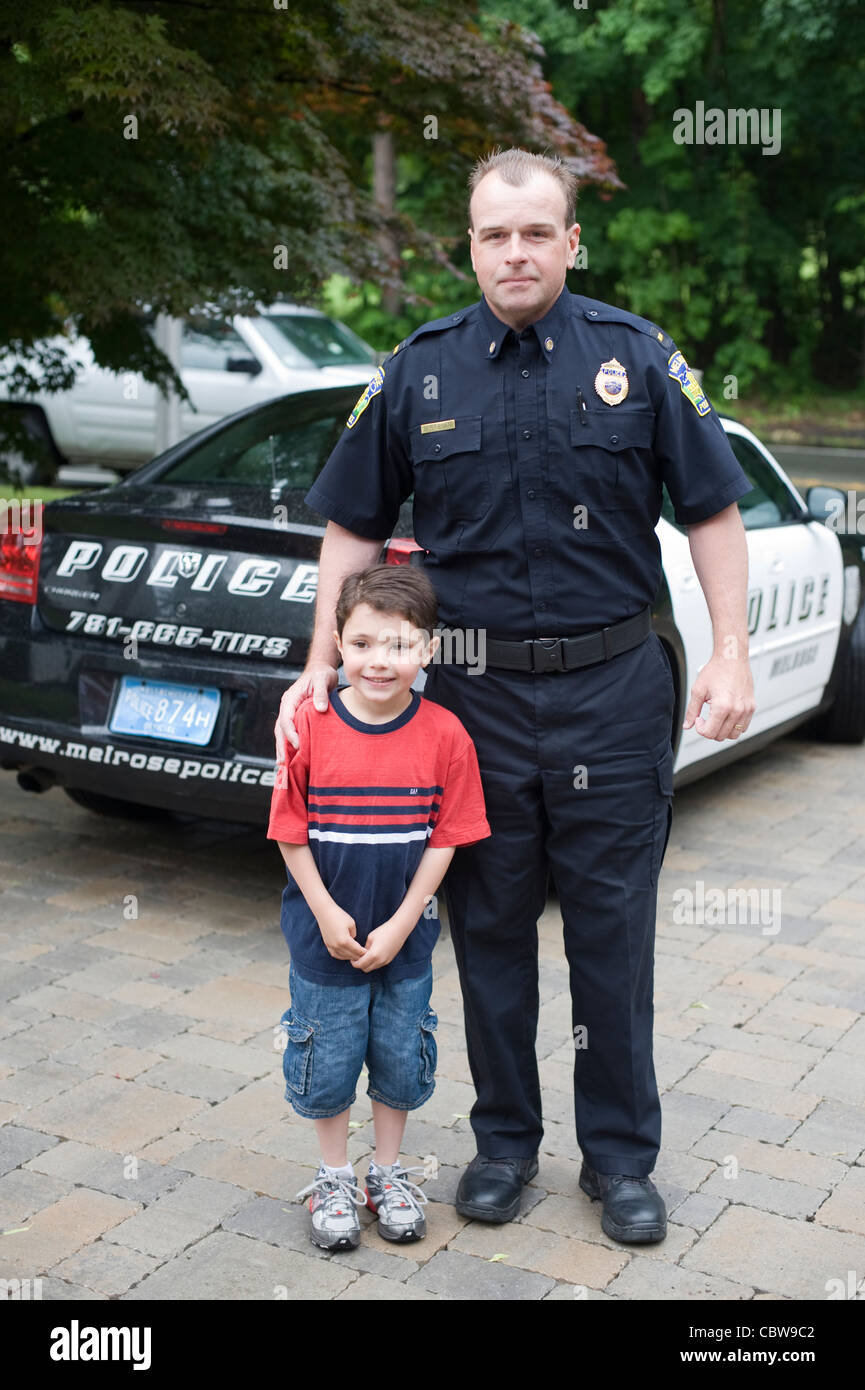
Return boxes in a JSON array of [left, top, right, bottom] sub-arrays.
[[1, 303, 379, 482]]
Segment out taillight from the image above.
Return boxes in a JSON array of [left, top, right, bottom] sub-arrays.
[[0, 505, 43, 603], [384, 538, 423, 565], [161, 519, 228, 535]]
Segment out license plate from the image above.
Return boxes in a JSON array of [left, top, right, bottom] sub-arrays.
[[109, 678, 221, 746]]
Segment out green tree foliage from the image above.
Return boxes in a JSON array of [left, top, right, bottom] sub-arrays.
[[480, 0, 865, 396], [0, 0, 621, 467]]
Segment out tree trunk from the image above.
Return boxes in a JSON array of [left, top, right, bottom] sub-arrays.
[[813, 243, 860, 388], [373, 129, 400, 318]]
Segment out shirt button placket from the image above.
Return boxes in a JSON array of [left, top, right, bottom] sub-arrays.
[[515, 334, 550, 630]]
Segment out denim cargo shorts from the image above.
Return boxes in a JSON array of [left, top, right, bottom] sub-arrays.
[[276, 961, 438, 1119]]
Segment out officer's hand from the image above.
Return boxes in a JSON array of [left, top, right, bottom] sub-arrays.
[[682, 653, 756, 742], [317, 905, 366, 961], [275, 664, 339, 759]]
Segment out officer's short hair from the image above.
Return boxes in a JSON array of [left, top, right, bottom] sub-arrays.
[[335, 563, 439, 643], [468, 147, 579, 229]]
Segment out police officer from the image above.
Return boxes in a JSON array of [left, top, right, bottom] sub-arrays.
[[277, 148, 755, 1244]]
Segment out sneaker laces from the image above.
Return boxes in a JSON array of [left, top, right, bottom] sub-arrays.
[[370, 1165, 429, 1208], [295, 1172, 369, 1208]]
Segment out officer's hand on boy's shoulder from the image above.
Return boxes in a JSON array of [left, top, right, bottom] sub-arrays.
[[317, 904, 366, 961], [275, 663, 339, 757]]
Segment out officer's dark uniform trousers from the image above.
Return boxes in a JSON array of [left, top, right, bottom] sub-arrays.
[[425, 633, 675, 1178]]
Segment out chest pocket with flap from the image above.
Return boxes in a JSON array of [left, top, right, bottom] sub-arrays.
[[568, 407, 658, 527], [409, 415, 488, 521]]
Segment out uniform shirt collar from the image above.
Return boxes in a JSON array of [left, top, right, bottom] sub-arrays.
[[478, 283, 570, 362]]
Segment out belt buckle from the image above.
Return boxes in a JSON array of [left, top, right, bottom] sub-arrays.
[[532, 637, 565, 673]]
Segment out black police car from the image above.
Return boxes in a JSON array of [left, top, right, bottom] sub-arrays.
[[2, 386, 864, 823]]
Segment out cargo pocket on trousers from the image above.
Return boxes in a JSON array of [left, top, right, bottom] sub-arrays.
[[650, 746, 675, 886], [280, 1009, 315, 1097], [419, 1008, 438, 1086]]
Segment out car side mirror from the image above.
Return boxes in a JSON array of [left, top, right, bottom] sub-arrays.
[[226, 356, 262, 376], [805, 484, 849, 528]]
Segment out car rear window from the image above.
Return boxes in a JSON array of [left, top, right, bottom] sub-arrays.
[[156, 399, 350, 490]]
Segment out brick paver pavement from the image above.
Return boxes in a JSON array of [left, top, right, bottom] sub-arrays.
[[1, 731, 864, 1301]]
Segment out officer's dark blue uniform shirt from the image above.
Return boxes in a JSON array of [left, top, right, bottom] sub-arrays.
[[304, 286, 753, 639]]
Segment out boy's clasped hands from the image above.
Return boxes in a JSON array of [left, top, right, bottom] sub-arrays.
[[316, 902, 413, 972]]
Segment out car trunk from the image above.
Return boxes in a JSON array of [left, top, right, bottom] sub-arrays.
[[36, 483, 328, 664], [37, 482, 415, 666]]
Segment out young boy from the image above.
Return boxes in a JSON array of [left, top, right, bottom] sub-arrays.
[[268, 564, 490, 1251]]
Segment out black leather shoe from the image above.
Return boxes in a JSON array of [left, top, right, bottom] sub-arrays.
[[579, 1163, 667, 1243], [456, 1153, 539, 1223]]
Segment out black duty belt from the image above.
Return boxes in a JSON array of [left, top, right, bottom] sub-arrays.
[[468, 606, 653, 673]]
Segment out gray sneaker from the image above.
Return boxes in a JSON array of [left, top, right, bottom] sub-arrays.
[[296, 1167, 368, 1252], [365, 1164, 428, 1242]]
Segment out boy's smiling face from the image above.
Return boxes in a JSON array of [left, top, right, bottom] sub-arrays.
[[334, 603, 439, 718]]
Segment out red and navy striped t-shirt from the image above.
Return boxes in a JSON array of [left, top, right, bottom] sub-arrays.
[[267, 687, 490, 985]]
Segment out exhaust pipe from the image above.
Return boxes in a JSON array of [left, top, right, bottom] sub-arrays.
[[17, 768, 56, 793]]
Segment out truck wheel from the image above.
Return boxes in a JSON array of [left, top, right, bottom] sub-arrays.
[[808, 602, 865, 744], [63, 787, 173, 820]]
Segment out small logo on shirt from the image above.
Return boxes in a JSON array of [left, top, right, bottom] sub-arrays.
[[410, 787, 419, 794], [346, 365, 385, 429], [667, 350, 711, 416]]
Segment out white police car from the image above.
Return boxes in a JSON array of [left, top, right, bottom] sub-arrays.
[[656, 415, 865, 784]]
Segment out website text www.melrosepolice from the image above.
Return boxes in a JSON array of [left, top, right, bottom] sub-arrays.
[[0, 725, 275, 785]]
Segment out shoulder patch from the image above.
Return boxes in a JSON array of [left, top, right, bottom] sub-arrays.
[[667, 350, 711, 416], [346, 364, 385, 429]]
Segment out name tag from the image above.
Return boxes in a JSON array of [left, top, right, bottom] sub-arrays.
[[420, 419, 456, 434]]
